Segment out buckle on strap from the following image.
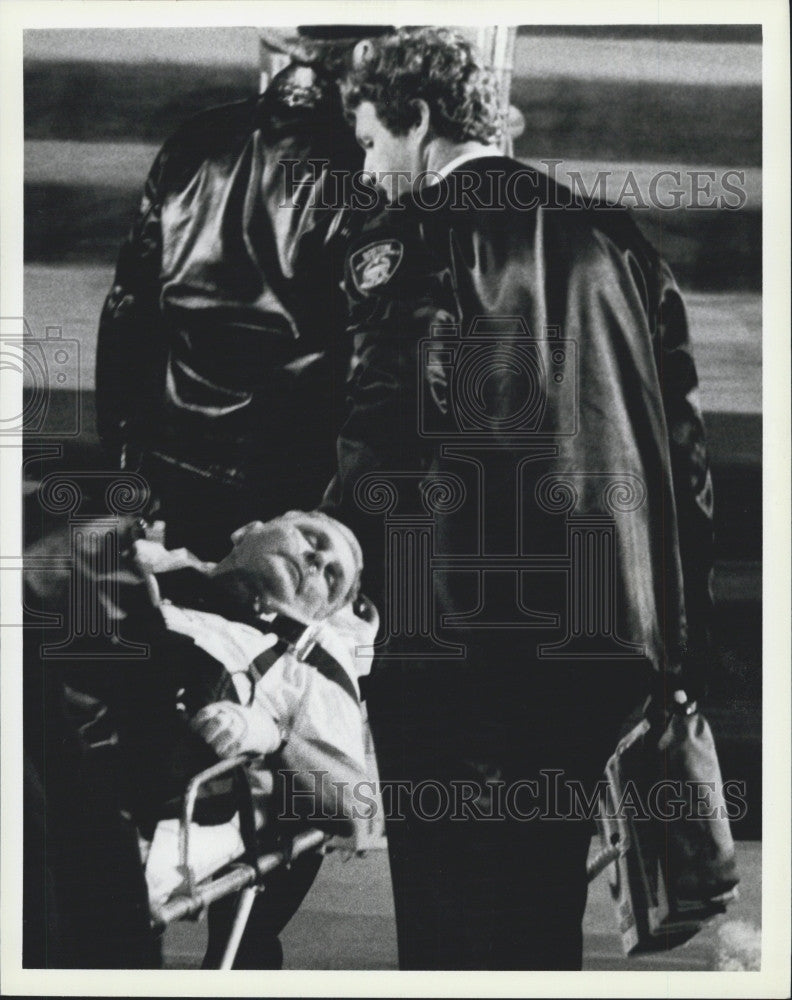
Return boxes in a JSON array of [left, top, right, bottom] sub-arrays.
[[265, 614, 360, 704]]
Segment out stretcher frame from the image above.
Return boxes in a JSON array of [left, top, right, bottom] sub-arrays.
[[149, 741, 732, 967], [148, 753, 330, 969], [148, 753, 625, 968]]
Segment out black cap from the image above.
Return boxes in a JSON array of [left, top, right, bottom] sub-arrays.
[[297, 25, 394, 41]]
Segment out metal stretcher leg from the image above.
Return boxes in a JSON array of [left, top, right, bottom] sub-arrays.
[[148, 754, 330, 969], [219, 885, 261, 969]]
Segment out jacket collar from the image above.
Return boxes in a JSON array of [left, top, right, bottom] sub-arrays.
[[426, 147, 501, 186]]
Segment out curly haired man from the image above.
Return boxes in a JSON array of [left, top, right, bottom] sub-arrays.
[[324, 27, 714, 970]]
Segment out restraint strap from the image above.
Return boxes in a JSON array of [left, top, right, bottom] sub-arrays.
[[246, 615, 360, 705]]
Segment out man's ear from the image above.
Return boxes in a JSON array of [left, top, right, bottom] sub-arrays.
[[352, 38, 375, 69], [230, 520, 264, 545], [410, 99, 432, 142]]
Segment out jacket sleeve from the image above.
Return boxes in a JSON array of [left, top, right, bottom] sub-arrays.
[[320, 214, 456, 602], [654, 262, 715, 699], [95, 145, 169, 467]]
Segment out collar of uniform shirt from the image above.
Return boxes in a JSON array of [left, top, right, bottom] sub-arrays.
[[422, 146, 501, 187]]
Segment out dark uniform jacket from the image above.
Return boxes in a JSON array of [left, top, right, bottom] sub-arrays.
[[96, 64, 365, 521], [324, 156, 714, 696]]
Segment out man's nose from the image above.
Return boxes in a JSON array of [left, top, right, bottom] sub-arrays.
[[303, 548, 326, 573]]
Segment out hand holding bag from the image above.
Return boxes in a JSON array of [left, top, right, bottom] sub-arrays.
[[592, 693, 740, 955]]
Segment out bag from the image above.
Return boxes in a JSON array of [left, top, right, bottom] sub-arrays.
[[593, 702, 739, 955]]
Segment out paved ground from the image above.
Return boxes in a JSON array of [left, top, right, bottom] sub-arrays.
[[162, 839, 761, 971]]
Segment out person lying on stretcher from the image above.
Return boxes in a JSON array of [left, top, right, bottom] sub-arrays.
[[24, 509, 379, 961], [126, 510, 379, 909]]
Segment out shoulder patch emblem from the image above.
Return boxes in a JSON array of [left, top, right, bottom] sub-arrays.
[[350, 239, 404, 293]]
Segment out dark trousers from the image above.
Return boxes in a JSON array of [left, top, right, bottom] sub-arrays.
[[366, 662, 647, 970], [137, 453, 269, 561], [202, 843, 323, 969], [136, 381, 341, 562], [23, 683, 159, 969]]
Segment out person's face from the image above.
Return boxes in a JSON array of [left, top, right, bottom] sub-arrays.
[[353, 101, 425, 200], [216, 511, 359, 622]]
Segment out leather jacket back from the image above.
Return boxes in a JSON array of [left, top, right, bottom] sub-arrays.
[[96, 63, 364, 479]]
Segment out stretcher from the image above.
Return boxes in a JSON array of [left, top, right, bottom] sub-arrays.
[[146, 718, 740, 967], [145, 752, 339, 969]]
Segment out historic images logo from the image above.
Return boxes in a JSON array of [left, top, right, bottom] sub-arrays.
[[0, 317, 81, 438]]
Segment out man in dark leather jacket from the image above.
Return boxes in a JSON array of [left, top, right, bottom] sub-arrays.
[[323, 28, 715, 969], [95, 32, 378, 560], [82, 28, 385, 968]]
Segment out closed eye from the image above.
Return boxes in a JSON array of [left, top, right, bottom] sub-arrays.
[[299, 528, 319, 548]]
